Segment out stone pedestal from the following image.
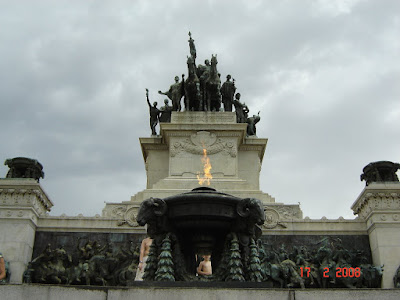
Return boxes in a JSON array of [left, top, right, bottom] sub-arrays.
[[352, 182, 400, 288], [103, 111, 303, 221], [0, 179, 53, 283], [142, 111, 267, 193]]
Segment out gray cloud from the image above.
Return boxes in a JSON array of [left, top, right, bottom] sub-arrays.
[[1, 0, 399, 218]]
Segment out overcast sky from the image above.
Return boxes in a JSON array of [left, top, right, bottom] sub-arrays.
[[1, 0, 399, 219]]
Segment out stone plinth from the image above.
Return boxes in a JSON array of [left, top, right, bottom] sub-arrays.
[[0, 178, 53, 283], [352, 182, 400, 288], [103, 111, 302, 228], [142, 111, 266, 191], [104, 111, 300, 223]]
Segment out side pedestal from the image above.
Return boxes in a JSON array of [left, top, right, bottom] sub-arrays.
[[0, 179, 53, 283], [352, 182, 400, 288]]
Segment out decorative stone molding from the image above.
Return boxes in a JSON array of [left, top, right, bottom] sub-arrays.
[[273, 205, 303, 220], [352, 191, 400, 219], [105, 205, 141, 227], [142, 145, 169, 151], [171, 132, 237, 157], [0, 185, 52, 216], [171, 111, 236, 124], [239, 146, 263, 151], [215, 132, 243, 137], [262, 205, 302, 229], [164, 132, 193, 137], [263, 208, 287, 229]]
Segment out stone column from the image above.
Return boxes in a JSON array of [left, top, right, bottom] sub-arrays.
[[0, 179, 53, 283], [351, 182, 400, 288]]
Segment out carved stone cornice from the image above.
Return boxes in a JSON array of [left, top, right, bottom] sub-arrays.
[[239, 138, 268, 162], [0, 180, 53, 215], [170, 111, 236, 124], [142, 145, 169, 151], [0, 180, 53, 225], [215, 132, 243, 137], [140, 137, 168, 161], [159, 122, 248, 145], [351, 183, 400, 219], [239, 146, 263, 151], [163, 132, 192, 137]]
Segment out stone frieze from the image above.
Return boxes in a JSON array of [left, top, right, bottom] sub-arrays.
[[171, 137, 236, 157]]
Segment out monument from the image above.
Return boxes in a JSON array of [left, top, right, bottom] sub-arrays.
[[1, 33, 400, 299]]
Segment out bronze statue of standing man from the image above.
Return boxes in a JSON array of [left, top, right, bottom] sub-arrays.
[[233, 93, 247, 123], [158, 75, 184, 112], [146, 89, 160, 136], [159, 99, 173, 123], [220, 75, 236, 111]]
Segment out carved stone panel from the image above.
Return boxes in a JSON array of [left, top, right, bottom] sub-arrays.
[[105, 205, 141, 227], [169, 131, 237, 177]]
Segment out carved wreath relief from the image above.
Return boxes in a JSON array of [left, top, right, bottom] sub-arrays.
[[170, 131, 236, 157], [263, 208, 287, 229], [111, 205, 140, 227]]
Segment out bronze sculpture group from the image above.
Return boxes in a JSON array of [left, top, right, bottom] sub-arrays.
[[23, 234, 384, 288], [146, 32, 260, 136], [23, 238, 141, 286]]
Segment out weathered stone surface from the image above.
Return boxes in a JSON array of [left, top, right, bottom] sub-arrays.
[[352, 182, 400, 288], [171, 111, 236, 123], [1, 285, 400, 300], [107, 111, 274, 217], [108, 287, 289, 300], [296, 289, 400, 300], [0, 284, 107, 300], [0, 179, 53, 283]]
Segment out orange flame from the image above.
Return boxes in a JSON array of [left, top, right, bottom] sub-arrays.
[[197, 148, 212, 185]]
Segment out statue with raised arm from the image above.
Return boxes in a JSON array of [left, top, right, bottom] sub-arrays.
[[188, 31, 197, 63], [158, 75, 184, 111], [247, 112, 261, 136], [146, 89, 160, 136], [220, 75, 236, 111]]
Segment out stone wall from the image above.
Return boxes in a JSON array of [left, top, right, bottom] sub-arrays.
[[1, 284, 400, 300]]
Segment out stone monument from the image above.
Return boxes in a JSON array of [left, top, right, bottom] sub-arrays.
[[1, 34, 400, 299]]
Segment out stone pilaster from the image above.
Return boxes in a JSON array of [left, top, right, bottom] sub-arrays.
[[351, 182, 400, 288], [0, 178, 53, 283]]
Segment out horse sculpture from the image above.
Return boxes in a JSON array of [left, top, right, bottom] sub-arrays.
[[205, 54, 221, 111], [184, 56, 201, 111]]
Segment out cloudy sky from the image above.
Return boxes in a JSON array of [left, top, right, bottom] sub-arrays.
[[1, 0, 399, 219]]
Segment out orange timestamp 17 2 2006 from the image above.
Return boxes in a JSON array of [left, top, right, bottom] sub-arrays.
[[300, 266, 361, 278]]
